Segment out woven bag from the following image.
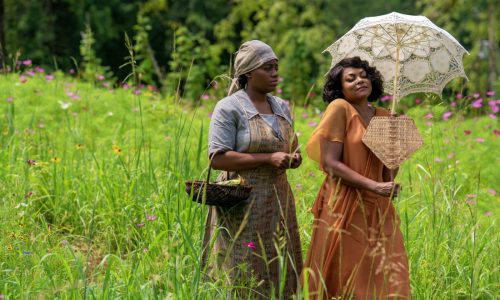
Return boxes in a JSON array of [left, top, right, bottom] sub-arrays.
[[185, 157, 252, 207], [362, 115, 423, 169]]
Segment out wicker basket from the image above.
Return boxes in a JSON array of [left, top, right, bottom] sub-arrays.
[[362, 115, 423, 169], [185, 157, 252, 207]]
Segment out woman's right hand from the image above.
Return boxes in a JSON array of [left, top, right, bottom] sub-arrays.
[[268, 152, 292, 169], [372, 181, 401, 197]]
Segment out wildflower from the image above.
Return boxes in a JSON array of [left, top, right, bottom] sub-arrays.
[[136, 223, 145, 228], [426, 121, 433, 127], [19, 75, 27, 83], [25, 70, 35, 77], [484, 211, 493, 217], [442, 111, 452, 121], [494, 129, 500, 135], [75, 144, 84, 150], [103, 82, 110, 88], [66, 92, 80, 100], [380, 95, 392, 102], [122, 83, 129, 90], [450, 101, 457, 107], [69, 69, 75, 74], [7, 244, 13, 251], [424, 113, 433, 119], [243, 241, 256, 250], [465, 199, 476, 206], [15, 202, 28, 209], [489, 114, 497, 119], [475, 138, 485, 143], [278, 76, 284, 82], [112, 145, 122, 155], [277, 88, 283, 94], [302, 112, 309, 119], [6, 97, 13, 103], [296, 184, 303, 190], [201, 94, 210, 101], [9, 232, 16, 239], [308, 121, 318, 127], [59, 101, 71, 110], [51, 157, 61, 164], [37, 123, 45, 129], [35, 66, 45, 73], [487, 189, 497, 196], [45, 74, 54, 81], [471, 99, 482, 108], [414, 98, 421, 104], [25, 191, 33, 198], [447, 152, 455, 159], [27, 159, 37, 166], [455, 92, 463, 99], [0, 294, 4, 299], [23, 250, 31, 255], [486, 90, 495, 97], [308, 92, 317, 98], [22, 59, 32, 66], [434, 157, 442, 163], [473, 93, 480, 98], [133, 89, 141, 95], [146, 214, 158, 221]]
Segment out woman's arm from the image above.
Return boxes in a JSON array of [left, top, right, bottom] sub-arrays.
[[382, 166, 399, 182], [320, 138, 398, 197], [211, 151, 293, 171]]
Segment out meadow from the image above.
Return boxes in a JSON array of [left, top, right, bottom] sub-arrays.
[[0, 70, 498, 299]]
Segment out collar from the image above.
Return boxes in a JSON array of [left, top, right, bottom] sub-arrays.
[[232, 89, 292, 124]]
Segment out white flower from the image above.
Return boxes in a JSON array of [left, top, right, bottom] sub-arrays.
[[58, 101, 71, 110]]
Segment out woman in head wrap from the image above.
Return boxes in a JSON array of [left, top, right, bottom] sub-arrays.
[[205, 40, 303, 298]]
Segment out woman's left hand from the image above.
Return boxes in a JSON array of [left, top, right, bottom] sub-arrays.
[[290, 153, 302, 169]]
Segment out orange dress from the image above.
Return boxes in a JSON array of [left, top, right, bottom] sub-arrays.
[[303, 99, 410, 299]]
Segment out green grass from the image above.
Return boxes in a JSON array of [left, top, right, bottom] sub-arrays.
[[0, 72, 498, 299]]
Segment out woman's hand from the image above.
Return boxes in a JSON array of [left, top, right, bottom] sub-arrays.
[[290, 153, 302, 169], [372, 181, 401, 197], [268, 152, 293, 169]]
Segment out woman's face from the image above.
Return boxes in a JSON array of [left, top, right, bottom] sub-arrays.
[[340, 67, 372, 103], [246, 59, 279, 94]]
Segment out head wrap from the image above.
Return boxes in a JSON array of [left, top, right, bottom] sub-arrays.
[[227, 40, 278, 96]]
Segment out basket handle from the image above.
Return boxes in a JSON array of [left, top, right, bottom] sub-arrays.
[[206, 151, 229, 184]]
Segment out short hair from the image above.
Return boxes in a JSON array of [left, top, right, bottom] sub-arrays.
[[322, 56, 384, 103]]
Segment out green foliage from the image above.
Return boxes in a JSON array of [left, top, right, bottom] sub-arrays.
[[79, 24, 111, 83]]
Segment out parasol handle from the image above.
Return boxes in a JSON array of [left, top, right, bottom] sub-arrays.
[[391, 25, 401, 115]]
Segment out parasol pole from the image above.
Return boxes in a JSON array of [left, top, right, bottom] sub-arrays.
[[391, 24, 401, 115]]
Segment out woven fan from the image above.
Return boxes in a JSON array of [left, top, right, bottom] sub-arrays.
[[362, 116, 423, 169]]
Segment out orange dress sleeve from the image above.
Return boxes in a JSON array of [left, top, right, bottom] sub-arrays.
[[306, 99, 349, 163]]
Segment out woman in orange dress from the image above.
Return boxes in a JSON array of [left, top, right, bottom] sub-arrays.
[[302, 57, 410, 299]]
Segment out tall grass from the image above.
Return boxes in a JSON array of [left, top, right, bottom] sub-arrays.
[[0, 71, 498, 299]]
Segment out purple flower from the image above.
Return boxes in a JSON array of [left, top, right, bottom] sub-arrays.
[[456, 92, 463, 100], [486, 90, 495, 97], [133, 89, 141, 95], [35, 66, 45, 73], [45, 74, 54, 81], [97, 75, 105, 81], [22, 59, 32, 66], [380, 95, 392, 102], [471, 99, 483, 108], [442, 111, 452, 121]]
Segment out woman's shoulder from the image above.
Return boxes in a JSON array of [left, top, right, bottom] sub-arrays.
[[214, 94, 240, 113], [375, 106, 391, 116], [325, 98, 352, 113], [270, 95, 291, 111]]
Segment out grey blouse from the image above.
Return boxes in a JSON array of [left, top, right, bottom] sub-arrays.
[[208, 89, 293, 156]]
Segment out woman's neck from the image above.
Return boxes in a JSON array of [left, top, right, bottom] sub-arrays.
[[246, 88, 268, 103]]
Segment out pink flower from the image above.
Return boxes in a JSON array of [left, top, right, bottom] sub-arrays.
[[133, 89, 141, 95], [493, 129, 500, 135], [243, 241, 256, 250], [484, 211, 493, 217], [467, 194, 477, 198], [35, 66, 45, 73], [27, 159, 37, 166], [424, 113, 433, 119], [278, 77, 284, 82], [201, 94, 210, 101], [69, 69, 75, 74], [475, 138, 485, 143], [277, 88, 283, 94], [464, 130, 472, 135], [489, 114, 497, 119], [308, 172, 316, 177], [136, 223, 145, 228], [103, 82, 110, 88], [97, 75, 105, 81], [19, 75, 27, 83], [415, 98, 421, 104], [22, 59, 32, 66], [465, 199, 476, 206], [301, 112, 309, 119], [6, 97, 13, 103], [308, 121, 318, 127], [442, 111, 452, 121], [487, 189, 496, 196], [472, 99, 483, 108], [450, 101, 457, 107], [426, 121, 433, 126], [456, 92, 463, 99], [25, 191, 33, 198], [122, 83, 129, 90], [146, 214, 157, 221], [380, 95, 392, 102], [473, 93, 480, 99], [45, 74, 54, 81], [486, 90, 495, 97]]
